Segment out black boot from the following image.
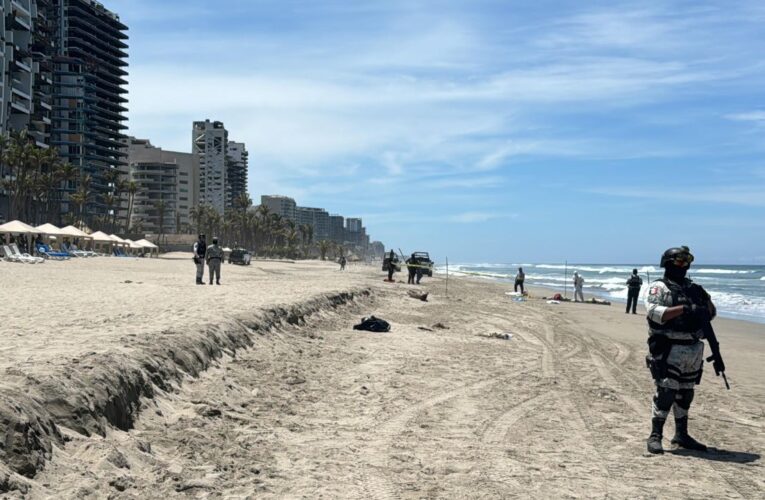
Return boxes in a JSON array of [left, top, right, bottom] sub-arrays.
[[671, 417, 707, 451], [647, 417, 665, 454]]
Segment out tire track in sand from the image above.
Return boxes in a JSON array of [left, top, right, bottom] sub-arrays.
[[360, 378, 498, 500]]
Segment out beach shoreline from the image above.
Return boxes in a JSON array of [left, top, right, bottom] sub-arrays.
[[1, 257, 762, 497]]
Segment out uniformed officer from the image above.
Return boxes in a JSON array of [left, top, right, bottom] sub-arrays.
[[193, 234, 207, 285], [407, 253, 417, 285], [206, 237, 224, 285], [514, 267, 525, 294], [645, 246, 716, 454], [626, 268, 643, 314]]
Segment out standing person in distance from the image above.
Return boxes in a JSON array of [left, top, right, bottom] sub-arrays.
[[573, 271, 585, 302], [644, 246, 716, 454], [626, 268, 643, 314], [193, 234, 207, 285], [514, 267, 525, 294], [206, 237, 224, 285], [386, 249, 397, 282], [407, 253, 417, 285]]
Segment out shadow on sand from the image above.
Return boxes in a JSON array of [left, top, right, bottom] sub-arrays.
[[671, 447, 760, 464]]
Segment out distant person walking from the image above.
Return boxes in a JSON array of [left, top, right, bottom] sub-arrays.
[[626, 268, 643, 314], [193, 234, 207, 285], [573, 271, 585, 302], [514, 267, 525, 294], [206, 237, 224, 285], [339, 255, 347, 271]]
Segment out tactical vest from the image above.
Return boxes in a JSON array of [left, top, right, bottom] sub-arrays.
[[647, 278, 707, 334], [627, 275, 642, 289]]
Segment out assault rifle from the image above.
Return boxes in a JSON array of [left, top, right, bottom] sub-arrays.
[[701, 321, 730, 390]]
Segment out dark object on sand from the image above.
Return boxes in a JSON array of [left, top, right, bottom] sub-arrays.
[[479, 332, 513, 340], [418, 326, 434, 332], [407, 290, 429, 301], [432, 322, 449, 329], [587, 297, 611, 306], [353, 316, 391, 332]]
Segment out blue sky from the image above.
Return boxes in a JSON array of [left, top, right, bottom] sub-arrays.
[[110, 0, 765, 264]]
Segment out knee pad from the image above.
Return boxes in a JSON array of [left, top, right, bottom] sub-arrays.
[[675, 389, 694, 410], [653, 387, 676, 412]]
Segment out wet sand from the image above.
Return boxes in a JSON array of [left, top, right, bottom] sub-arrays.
[[0, 257, 763, 498]]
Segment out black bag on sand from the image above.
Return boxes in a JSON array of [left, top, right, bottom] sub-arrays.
[[353, 316, 391, 332]]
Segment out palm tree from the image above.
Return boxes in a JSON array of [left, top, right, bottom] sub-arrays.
[[126, 181, 137, 231], [318, 240, 331, 260], [55, 162, 78, 226], [103, 193, 116, 232], [155, 200, 167, 251], [69, 188, 89, 226]]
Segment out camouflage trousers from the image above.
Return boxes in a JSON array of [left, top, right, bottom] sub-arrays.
[[651, 341, 704, 420]]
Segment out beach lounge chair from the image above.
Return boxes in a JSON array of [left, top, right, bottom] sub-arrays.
[[4, 245, 38, 263], [71, 244, 97, 257], [62, 242, 90, 257], [9, 243, 45, 264], [2, 245, 23, 263], [36, 244, 70, 260]]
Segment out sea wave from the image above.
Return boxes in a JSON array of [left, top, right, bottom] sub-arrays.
[[534, 264, 660, 274], [693, 269, 758, 275]]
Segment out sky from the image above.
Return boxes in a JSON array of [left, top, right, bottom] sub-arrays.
[[109, 0, 765, 264]]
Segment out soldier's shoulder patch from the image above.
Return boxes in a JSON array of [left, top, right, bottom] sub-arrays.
[[649, 286, 660, 296]]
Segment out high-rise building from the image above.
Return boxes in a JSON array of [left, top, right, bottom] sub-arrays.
[[126, 137, 198, 232], [260, 195, 296, 220], [329, 214, 344, 243], [226, 141, 248, 209], [296, 206, 329, 241], [125, 138, 177, 234], [0, 0, 126, 223], [0, 0, 52, 143], [193, 120, 227, 215], [345, 217, 362, 233], [48, 0, 129, 218], [0, 0, 54, 221]]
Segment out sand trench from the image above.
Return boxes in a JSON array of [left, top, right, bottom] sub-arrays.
[[0, 287, 374, 493]]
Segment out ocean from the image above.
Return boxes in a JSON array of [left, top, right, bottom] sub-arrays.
[[437, 263, 765, 325]]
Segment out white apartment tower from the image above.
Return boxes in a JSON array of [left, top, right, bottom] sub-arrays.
[[193, 119, 228, 215]]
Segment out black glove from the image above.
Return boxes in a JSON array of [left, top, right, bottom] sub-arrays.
[[712, 357, 726, 374], [684, 303, 711, 323]]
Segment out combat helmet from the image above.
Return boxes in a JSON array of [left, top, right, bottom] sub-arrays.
[[660, 246, 694, 268]]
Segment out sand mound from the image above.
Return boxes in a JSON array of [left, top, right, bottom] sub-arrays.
[[0, 288, 372, 490]]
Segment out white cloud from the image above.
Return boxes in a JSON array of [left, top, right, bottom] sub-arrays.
[[449, 211, 517, 223], [725, 111, 765, 122], [585, 185, 765, 207]]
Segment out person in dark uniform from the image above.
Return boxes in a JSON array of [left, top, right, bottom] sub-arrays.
[[514, 267, 525, 293], [407, 253, 417, 284], [644, 246, 717, 454], [193, 234, 207, 285], [387, 250, 396, 281], [626, 268, 643, 314]]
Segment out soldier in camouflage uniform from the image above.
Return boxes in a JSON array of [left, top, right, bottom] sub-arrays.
[[206, 237, 224, 285], [644, 246, 716, 454]]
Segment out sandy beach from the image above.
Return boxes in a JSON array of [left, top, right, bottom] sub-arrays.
[[1, 256, 763, 498]]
